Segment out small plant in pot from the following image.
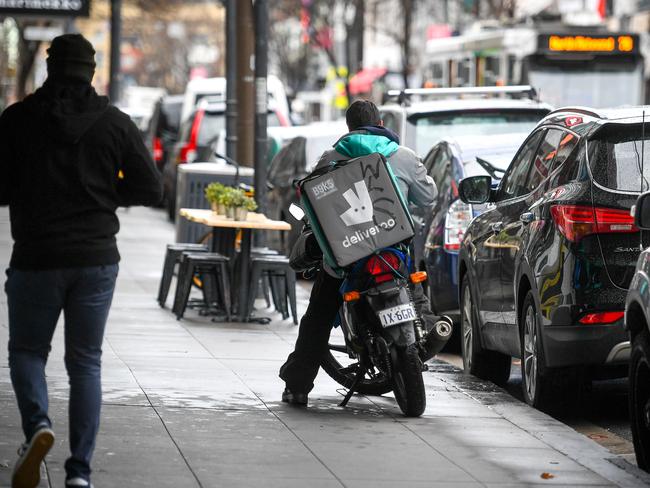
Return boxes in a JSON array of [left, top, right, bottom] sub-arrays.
[[236, 195, 257, 221], [204, 182, 226, 214], [220, 187, 239, 219], [215, 187, 233, 215], [229, 189, 248, 220]]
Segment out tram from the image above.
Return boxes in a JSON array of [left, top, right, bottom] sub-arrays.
[[424, 28, 647, 108]]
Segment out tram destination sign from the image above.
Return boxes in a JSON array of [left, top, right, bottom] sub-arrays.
[[539, 33, 639, 55], [0, 0, 90, 17]]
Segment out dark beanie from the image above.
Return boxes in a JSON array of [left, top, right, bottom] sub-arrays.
[[46, 34, 96, 83]]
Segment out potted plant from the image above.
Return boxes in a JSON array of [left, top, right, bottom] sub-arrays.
[[235, 194, 257, 221], [220, 187, 240, 219], [215, 186, 233, 215], [204, 182, 225, 214], [228, 189, 246, 220]]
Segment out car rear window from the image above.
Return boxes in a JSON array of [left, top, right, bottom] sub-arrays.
[[410, 109, 547, 156], [588, 123, 650, 192]]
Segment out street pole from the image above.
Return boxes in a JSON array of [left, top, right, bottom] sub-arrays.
[[225, 0, 238, 162], [236, 0, 255, 167], [253, 0, 268, 215], [109, 0, 122, 103]]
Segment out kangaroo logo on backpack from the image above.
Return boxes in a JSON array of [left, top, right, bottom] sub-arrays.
[[340, 181, 374, 226]]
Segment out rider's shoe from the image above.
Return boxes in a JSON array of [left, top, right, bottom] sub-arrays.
[[282, 388, 308, 406]]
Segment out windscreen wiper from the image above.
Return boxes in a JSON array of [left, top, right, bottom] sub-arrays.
[[475, 157, 505, 180]]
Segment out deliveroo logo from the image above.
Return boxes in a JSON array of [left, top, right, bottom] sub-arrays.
[[340, 181, 374, 226]]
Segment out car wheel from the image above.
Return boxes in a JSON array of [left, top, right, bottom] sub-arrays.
[[630, 329, 650, 472], [460, 275, 511, 386], [520, 290, 557, 410]]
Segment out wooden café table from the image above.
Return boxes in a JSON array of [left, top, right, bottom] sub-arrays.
[[179, 208, 291, 322]]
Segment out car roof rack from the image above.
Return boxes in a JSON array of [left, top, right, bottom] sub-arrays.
[[385, 85, 538, 105]]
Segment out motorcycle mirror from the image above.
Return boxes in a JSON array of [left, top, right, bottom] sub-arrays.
[[289, 203, 305, 221]]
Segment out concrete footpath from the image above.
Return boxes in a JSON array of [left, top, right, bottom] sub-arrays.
[[1, 206, 650, 488]]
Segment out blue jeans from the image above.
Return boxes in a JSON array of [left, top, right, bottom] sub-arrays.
[[5, 265, 118, 481]]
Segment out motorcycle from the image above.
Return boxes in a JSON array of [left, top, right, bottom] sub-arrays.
[[289, 204, 453, 417]]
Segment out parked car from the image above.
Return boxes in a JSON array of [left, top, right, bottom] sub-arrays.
[[164, 100, 288, 220], [145, 94, 184, 173], [179, 75, 290, 127], [625, 190, 650, 472], [265, 122, 348, 255], [457, 106, 648, 409], [415, 133, 528, 331], [379, 86, 552, 157]]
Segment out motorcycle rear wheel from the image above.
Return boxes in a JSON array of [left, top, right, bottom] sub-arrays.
[[391, 344, 426, 417], [321, 346, 392, 396]]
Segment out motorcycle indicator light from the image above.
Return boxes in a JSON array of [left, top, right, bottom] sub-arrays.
[[343, 291, 360, 302], [579, 311, 624, 324], [410, 271, 427, 284]]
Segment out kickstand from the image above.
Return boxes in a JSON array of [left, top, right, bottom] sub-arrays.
[[339, 365, 364, 407]]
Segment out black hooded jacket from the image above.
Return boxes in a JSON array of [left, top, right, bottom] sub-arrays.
[[0, 80, 163, 269]]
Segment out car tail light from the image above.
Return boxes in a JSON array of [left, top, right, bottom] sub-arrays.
[[178, 145, 197, 164], [550, 205, 637, 243], [153, 137, 163, 163], [444, 200, 473, 251], [579, 311, 624, 324], [177, 110, 204, 165], [365, 252, 401, 284]]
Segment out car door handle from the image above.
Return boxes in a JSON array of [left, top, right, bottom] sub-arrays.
[[520, 212, 535, 224], [490, 221, 503, 233]]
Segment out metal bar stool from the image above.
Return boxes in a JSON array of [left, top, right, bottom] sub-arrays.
[[157, 243, 208, 307], [172, 252, 231, 321], [246, 255, 297, 324], [251, 247, 280, 309]]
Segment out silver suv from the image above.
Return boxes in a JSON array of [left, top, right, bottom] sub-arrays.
[[379, 86, 552, 157]]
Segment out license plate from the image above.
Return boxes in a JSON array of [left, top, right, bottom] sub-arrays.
[[378, 303, 416, 328]]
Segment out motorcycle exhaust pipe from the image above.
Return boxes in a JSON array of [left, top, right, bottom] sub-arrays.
[[419, 315, 454, 362]]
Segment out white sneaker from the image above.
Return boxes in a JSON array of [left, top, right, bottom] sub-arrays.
[[65, 477, 94, 487], [11, 426, 55, 488]]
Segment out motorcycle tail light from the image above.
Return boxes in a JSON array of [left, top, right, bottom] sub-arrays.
[[579, 311, 624, 324], [365, 252, 400, 283], [550, 205, 637, 242], [444, 199, 473, 252]]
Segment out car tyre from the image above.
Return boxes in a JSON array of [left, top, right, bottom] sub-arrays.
[[630, 328, 650, 472], [460, 275, 511, 386], [520, 290, 557, 410]]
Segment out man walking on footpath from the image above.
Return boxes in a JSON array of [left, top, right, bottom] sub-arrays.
[[0, 34, 162, 488]]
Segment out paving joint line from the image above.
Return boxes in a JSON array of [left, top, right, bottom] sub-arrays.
[[104, 337, 204, 488]]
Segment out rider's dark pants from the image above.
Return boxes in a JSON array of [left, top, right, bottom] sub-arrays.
[[280, 268, 343, 393], [279, 267, 437, 394]]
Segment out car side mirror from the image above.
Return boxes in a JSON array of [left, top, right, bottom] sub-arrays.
[[459, 175, 492, 204], [634, 191, 650, 229]]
